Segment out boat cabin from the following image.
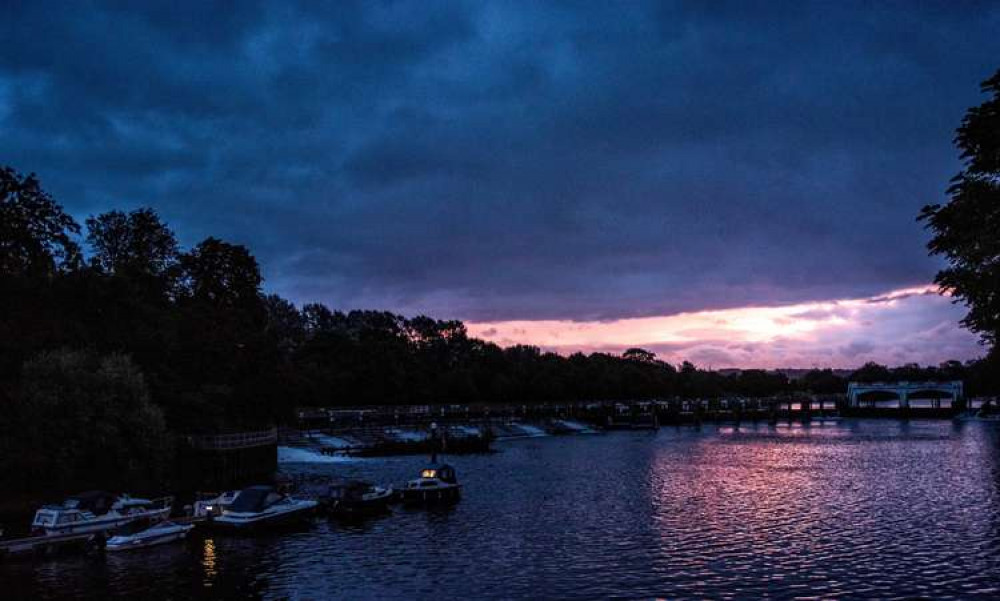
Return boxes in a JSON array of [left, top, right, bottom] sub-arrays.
[[32, 491, 118, 528], [401, 463, 461, 504], [227, 486, 283, 514], [325, 480, 373, 503], [418, 464, 457, 484]]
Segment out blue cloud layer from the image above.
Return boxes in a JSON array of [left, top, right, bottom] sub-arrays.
[[3, 1, 998, 321]]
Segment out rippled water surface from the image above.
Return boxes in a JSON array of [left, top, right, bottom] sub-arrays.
[[6, 419, 1000, 600]]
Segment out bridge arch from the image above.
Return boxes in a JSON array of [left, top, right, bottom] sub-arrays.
[[854, 389, 902, 408], [846, 381, 963, 409]]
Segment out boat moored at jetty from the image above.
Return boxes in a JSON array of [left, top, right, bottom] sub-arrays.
[[105, 521, 194, 552], [193, 490, 241, 519], [212, 486, 317, 529], [31, 492, 171, 536], [320, 480, 396, 517], [400, 464, 461, 504]]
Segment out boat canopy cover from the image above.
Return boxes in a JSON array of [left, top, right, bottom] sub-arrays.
[[229, 486, 279, 512], [66, 491, 117, 513], [113, 518, 156, 536]]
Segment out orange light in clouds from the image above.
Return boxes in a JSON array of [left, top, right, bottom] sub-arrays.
[[467, 284, 944, 360]]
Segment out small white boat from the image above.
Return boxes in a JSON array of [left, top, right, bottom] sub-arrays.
[[212, 486, 317, 529], [31, 491, 171, 536], [400, 464, 461, 504], [106, 521, 194, 552]]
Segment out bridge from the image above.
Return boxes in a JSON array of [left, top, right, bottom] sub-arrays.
[[846, 381, 963, 409]]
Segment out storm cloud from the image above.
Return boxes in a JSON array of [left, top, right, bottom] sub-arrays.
[[3, 1, 999, 324]]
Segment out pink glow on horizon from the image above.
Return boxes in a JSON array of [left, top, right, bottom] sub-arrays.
[[467, 285, 983, 369]]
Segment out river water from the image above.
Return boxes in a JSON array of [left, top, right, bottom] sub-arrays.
[[6, 419, 1000, 600]]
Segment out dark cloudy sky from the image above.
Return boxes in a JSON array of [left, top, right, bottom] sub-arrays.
[[2, 2, 998, 365]]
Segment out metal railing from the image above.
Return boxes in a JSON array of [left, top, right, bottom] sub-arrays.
[[187, 427, 278, 450]]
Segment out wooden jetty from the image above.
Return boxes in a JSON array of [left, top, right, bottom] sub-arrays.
[[0, 515, 206, 562], [0, 531, 98, 560]]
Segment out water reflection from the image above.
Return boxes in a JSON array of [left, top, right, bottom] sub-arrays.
[[649, 421, 1000, 599], [6, 420, 1000, 600], [202, 537, 218, 585]]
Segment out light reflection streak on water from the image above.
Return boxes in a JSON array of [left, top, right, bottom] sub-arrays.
[[202, 537, 218, 585]]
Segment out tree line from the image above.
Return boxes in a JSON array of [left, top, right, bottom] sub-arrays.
[[1, 167, 997, 420], [1, 68, 998, 493]]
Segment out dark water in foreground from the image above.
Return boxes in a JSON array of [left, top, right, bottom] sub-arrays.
[[6, 419, 1000, 600]]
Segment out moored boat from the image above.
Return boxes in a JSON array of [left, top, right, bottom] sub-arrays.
[[320, 480, 395, 517], [105, 520, 194, 552], [193, 490, 241, 519], [212, 486, 317, 529], [31, 492, 172, 536], [400, 464, 461, 505]]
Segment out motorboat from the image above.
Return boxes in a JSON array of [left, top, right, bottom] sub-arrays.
[[211, 486, 317, 529], [105, 520, 194, 552], [320, 479, 396, 517], [192, 490, 241, 519], [400, 463, 461, 504], [31, 491, 171, 536]]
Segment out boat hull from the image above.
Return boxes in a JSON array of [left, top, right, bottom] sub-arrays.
[[326, 493, 395, 517], [400, 486, 461, 505], [211, 504, 317, 530], [106, 526, 193, 552], [37, 508, 171, 537]]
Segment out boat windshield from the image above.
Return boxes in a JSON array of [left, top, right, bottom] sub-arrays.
[[57, 513, 84, 524], [33, 511, 57, 525], [113, 520, 153, 536], [229, 488, 280, 512]]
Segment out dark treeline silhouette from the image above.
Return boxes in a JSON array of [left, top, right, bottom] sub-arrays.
[[1, 165, 998, 494]]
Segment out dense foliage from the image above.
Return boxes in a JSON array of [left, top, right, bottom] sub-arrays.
[[921, 68, 1000, 347], [6, 350, 170, 493]]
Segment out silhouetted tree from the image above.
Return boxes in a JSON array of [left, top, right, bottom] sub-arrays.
[[179, 237, 263, 311], [623, 348, 657, 363], [1, 167, 83, 378], [920, 68, 1000, 347], [0, 166, 81, 278], [264, 294, 306, 357], [799, 369, 847, 394], [86, 208, 179, 279], [3, 349, 170, 493], [733, 369, 790, 397], [849, 362, 892, 383]]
